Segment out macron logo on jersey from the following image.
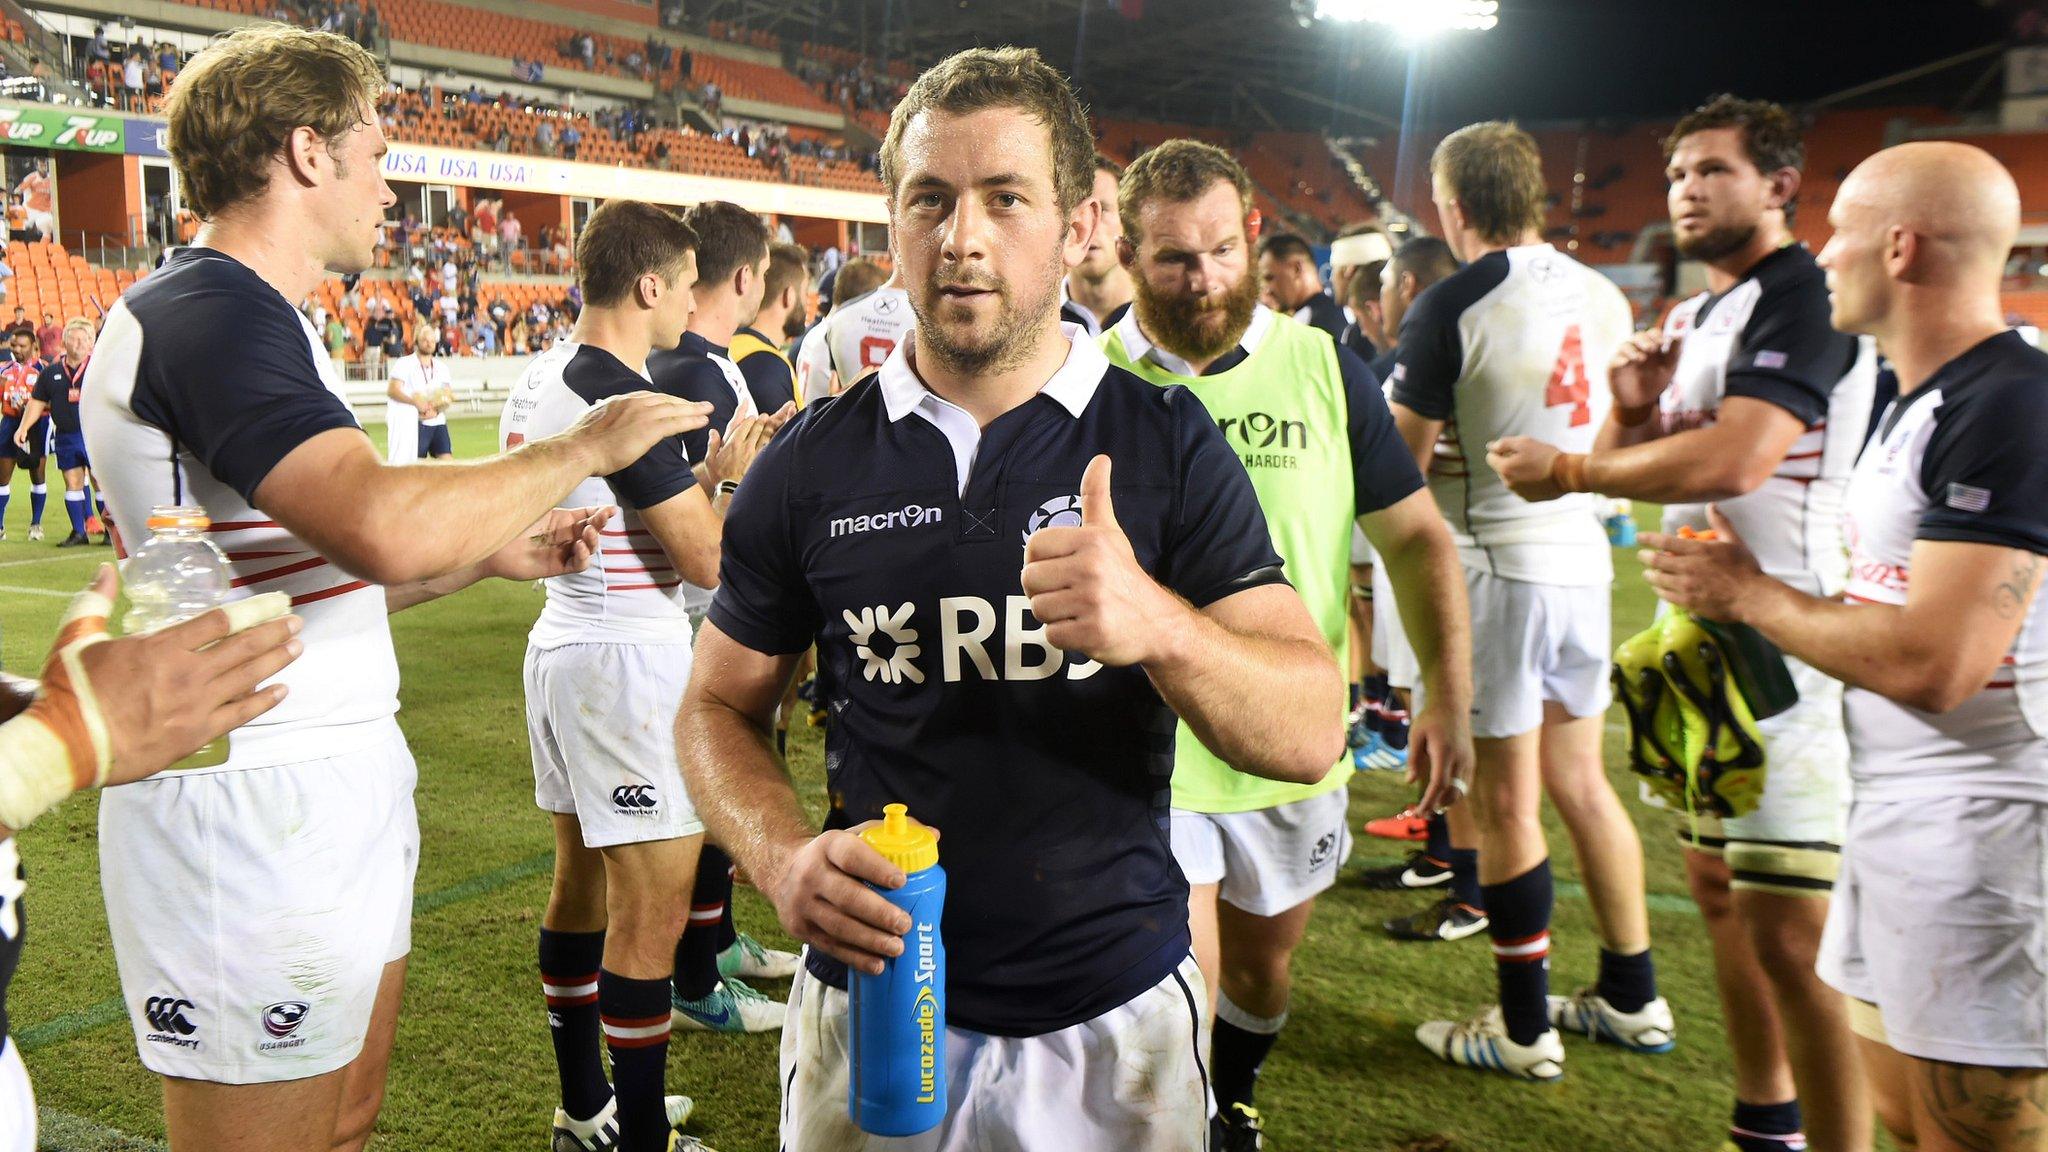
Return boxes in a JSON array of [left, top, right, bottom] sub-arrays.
[[830, 503, 943, 538]]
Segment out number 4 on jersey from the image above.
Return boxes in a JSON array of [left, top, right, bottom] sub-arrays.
[[1547, 324, 1592, 427]]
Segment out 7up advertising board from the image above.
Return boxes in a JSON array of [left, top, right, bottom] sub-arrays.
[[0, 105, 123, 153]]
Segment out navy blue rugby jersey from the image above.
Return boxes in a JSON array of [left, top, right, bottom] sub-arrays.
[[649, 331, 758, 463], [709, 332, 1286, 1036]]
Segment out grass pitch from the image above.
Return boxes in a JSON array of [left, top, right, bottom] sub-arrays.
[[3, 416, 1837, 1151]]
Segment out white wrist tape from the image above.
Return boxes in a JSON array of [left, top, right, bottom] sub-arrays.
[[0, 587, 289, 829]]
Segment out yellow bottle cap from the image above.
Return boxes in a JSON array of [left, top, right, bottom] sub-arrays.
[[859, 803, 938, 874]]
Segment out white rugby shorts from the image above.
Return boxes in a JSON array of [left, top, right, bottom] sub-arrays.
[[1466, 568, 1610, 739], [1350, 523, 1376, 568], [1820, 794, 2048, 1066], [779, 951, 1210, 1151], [99, 722, 418, 1084], [1660, 655, 1851, 892], [1171, 789, 1352, 917], [1370, 561, 1420, 693], [0, 1038, 33, 1152], [525, 642, 702, 847]]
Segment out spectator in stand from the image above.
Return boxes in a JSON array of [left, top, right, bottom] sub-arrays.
[[473, 199, 499, 262], [16, 161, 50, 243], [437, 286, 459, 330], [122, 46, 145, 112], [561, 120, 581, 161], [35, 312, 59, 362], [362, 303, 395, 380], [534, 118, 556, 157], [507, 311, 529, 353], [325, 312, 348, 361], [499, 211, 522, 268], [84, 56, 110, 107], [89, 25, 110, 68]]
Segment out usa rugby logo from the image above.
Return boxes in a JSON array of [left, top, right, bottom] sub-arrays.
[[263, 1001, 309, 1039]]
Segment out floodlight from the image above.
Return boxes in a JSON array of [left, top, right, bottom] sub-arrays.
[[1313, 0, 1499, 40]]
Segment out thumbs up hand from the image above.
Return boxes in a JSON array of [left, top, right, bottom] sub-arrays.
[[1020, 455, 1172, 666]]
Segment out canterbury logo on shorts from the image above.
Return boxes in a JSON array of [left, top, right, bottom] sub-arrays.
[[611, 784, 658, 811], [144, 995, 198, 1036]]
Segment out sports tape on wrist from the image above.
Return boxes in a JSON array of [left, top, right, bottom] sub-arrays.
[[0, 587, 290, 829]]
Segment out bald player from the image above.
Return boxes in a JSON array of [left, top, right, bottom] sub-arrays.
[[1649, 142, 2048, 1152]]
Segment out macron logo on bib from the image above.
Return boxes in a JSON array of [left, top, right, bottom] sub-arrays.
[[830, 504, 944, 539]]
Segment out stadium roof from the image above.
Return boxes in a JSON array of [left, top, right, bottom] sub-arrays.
[[695, 0, 2019, 130]]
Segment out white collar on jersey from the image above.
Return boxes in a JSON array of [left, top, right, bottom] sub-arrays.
[[1111, 302, 1276, 378], [878, 321, 1107, 423], [1059, 277, 1100, 336]]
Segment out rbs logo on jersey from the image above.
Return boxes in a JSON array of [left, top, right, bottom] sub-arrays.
[[844, 599, 1103, 685]]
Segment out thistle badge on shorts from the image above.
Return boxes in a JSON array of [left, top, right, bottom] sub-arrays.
[[1309, 832, 1337, 869]]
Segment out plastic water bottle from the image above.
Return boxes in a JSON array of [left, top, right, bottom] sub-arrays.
[[121, 504, 233, 769], [848, 803, 946, 1136], [1604, 498, 1638, 548]]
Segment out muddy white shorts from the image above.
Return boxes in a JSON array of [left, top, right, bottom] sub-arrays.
[[526, 642, 702, 848], [99, 722, 418, 1084], [1170, 789, 1352, 916], [1819, 794, 2048, 1066], [1466, 569, 1611, 739], [778, 952, 1211, 1151]]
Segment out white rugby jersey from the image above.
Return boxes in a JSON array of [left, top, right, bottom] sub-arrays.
[[1389, 243, 1631, 585], [387, 352, 453, 428], [795, 285, 913, 405], [501, 340, 696, 648], [87, 249, 398, 773], [1659, 245, 1878, 596], [1841, 330, 2048, 803]]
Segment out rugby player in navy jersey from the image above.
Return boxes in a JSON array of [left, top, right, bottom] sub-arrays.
[[1650, 142, 2048, 1152], [17, 319, 104, 546], [679, 46, 1344, 1151]]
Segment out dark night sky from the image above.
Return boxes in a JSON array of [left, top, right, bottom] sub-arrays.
[[1287, 0, 2017, 127], [1013, 0, 2026, 129]]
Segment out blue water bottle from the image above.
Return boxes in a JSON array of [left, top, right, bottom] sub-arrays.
[[848, 803, 947, 1136], [1604, 498, 1638, 548]]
